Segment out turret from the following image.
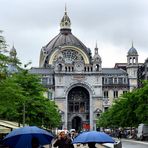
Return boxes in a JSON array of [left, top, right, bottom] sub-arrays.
[[126, 43, 139, 91], [7, 45, 18, 73], [127, 42, 138, 65], [10, 45, 17, 58], [60, 5, 71, 34], [93, 42, 102, 71]]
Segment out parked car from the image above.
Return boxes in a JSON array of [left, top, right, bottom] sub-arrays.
[[137, 123, 148, 140]]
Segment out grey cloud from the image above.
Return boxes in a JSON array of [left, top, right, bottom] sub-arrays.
[[0, 0, 148, 67]]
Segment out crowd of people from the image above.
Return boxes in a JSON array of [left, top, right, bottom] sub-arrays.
[[50, 129, 107, 148], [1, 129, 117, 148]]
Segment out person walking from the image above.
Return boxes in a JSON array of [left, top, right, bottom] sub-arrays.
[[31, 137, 45, 148], [70, 129, 77, 141], [53, 131, 74, 148], [87, 142, 96, 148]]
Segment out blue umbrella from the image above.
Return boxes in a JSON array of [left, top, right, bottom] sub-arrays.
[[3, 126, 54, 148], [73, 131, 115, 144]]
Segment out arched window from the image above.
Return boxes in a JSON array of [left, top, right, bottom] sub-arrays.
[[129, 57, 132, 64], [91, 66, 93, 71], [96, 64, 99, 71], [58, 64, 62, 71], [133, 57, 136, 64]]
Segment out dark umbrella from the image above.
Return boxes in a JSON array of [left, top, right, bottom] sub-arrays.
[[73, 131, 115, 144], [3, 126, 54, 148]]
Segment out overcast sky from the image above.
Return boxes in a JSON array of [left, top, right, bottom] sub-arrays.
[[1, 0, 148, 68]]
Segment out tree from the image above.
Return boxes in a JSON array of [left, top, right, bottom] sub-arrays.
[[134, 81, 148, 124], [0, 76, 24, 121], [0, 69, 61, 128], [0, 30, 7, 52], [0, 31, 61, 128], [0, 30, 8, 79], [0, 31, 20, 79]]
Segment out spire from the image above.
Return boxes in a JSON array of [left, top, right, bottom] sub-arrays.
[[95, 41, 98, 48], [93, 42, 102, 67], [132, 41, 134, 48], [65, 3, 67, 15], [60, 5, 71, 31], [94, 41, 98, 55], [10, 45, 17, 58]]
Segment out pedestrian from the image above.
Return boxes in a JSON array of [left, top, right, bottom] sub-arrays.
[[70, 129, 76, 141], [118, 130, 122, 139], [31, 137, 45, 148], [53, 131, 74, 148], [87, 142, 96, 148]]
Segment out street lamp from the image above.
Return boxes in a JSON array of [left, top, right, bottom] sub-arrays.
[[22, 61, 31, 126], [23, 103, 25, 127]]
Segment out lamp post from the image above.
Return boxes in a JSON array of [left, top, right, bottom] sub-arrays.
[[23, 102, 25, 127], [22, 61, 31, 127]]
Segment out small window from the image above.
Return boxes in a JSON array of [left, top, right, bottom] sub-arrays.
[[123, 78, 126, 84], [114, 78, 117, 84], [104, 78, 108, 84], [123, 91, 127, 94], [104, 91, 108, 98], [96, 64, 99, 71], [58, 64, 62, 71], [104, 107, 108, 112], [114, 91, 118, 98], [133, 57, 136, 63], [108, 77, 113, 84], [42, 77, 47, 85], [129, 58, 132, 64], [48, 91, 52, 99], [96, 113, 100, 117], [75, 102, 79, 112], [91, 66, 93, 71], [118, 78, 123, 84]]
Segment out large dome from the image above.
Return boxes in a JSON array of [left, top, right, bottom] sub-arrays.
[[39, 10, 91, 67], [44, 31, 88, 53]]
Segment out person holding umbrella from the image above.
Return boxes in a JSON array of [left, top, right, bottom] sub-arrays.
[[73, 131, 115, 148], [3, 126, 54, 148], [53, 130, 74, 148], [87, 142, 96, 148], [31, 137, 45, 148]]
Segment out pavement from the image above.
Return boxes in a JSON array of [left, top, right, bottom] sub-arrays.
[[120, 138, 148, 145]]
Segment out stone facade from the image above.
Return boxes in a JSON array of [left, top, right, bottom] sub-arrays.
[[29, 9, 142, 131]]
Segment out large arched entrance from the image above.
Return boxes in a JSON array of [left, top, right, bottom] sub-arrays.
[[67, 86, 90, 131]]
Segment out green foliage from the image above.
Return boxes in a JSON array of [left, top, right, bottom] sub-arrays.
[[0, 69, 61, 128], [0, 31, 61, 128], [0, 31, 21, 79], [0, 30, 7, 52], [97, 81, 148, 128], [134, 81, 148, 124], [0, 31, 8, 79]]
